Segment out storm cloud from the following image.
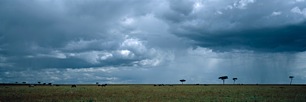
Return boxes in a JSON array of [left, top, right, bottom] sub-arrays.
[[1, 0, 306, 84], [158, 0, 306, 52], [0, 0, 168, 68]]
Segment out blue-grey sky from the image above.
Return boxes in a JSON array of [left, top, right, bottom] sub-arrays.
[[1, 0, 306, 84]]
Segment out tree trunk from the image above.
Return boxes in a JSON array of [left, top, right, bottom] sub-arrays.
[[290, 78, 293, 85], [233, 80, 236, 84], [222, 79, 225, 85]]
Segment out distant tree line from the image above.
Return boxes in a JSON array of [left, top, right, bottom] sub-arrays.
[[8, 75, 296, 86], [177, 75, 295, 85]]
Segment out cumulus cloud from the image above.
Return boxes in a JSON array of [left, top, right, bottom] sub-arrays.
[[233, 0, 256, 9], [0, 0, 168, 68], [291, 6, 306, 17]]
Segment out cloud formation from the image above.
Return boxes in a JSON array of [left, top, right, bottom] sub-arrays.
[[158, 0, 306, 52], [0, 0, 170, 69], [1, 0, 306, 84]]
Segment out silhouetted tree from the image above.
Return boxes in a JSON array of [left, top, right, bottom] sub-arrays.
[[218, 76, 228, 84], [15, 82, 18, 84], [96, 82, 99, 85], [38, 82, 41, 84], [180, 79, 186, 84], [233, 78, 238, 84], [289, 76, 294, 85], [22, 82, 26, 84]]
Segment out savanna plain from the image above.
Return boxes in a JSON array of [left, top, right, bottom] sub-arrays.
[[1, 84, 306, 102]]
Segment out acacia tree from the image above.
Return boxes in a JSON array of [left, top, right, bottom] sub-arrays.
[[38, 82, 41, 84], [233, 78, 238, 84], [180, 79, 186, 84], [219, 76, 228, 85], [289, 76, 294, 85]]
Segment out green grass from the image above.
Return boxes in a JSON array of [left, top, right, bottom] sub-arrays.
[[1, 85, 306, 102]]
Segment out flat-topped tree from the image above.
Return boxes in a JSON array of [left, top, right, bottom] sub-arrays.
[[233, 78, 238, 84], [180, 79, 186, 84], [219, 76, 228, 85], [289, 76, 294, 85]]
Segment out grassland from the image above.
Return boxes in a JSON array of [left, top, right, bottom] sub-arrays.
[[1, 84, 306, 102]]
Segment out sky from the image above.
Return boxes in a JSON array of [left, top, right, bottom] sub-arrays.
[[1, 0, 306, 84]]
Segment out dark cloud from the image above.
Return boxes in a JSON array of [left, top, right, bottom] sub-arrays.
[[0, 0, 165, 69], [1, 0, 306, 84], [159, 0, 306, 52], [181, 22, 306, 52]]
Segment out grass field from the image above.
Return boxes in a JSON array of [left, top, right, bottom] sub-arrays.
[[1, 84, 306, 102]]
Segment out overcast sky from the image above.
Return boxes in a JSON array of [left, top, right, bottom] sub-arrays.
[[1, 0, 306, 84]]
